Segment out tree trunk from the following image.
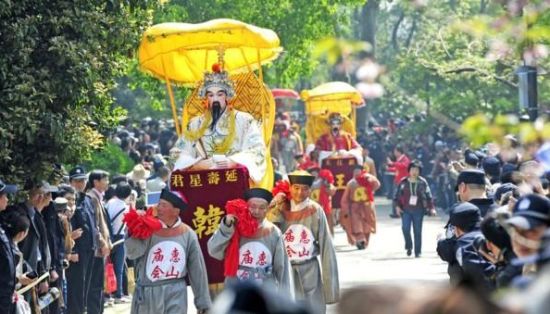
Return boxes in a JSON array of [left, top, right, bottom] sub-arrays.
[[357, 0, 380, 129]]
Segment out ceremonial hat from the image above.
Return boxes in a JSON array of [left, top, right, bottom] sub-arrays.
[[69, 166, 87, 180], [160, 189, 188, 211], [199, 64, 236, 98], [507, 194, 550, 230], [455, 169, 486, 191], [447, 202, 481, 230], [288, 170, 314, 187], [244, 188, 273, 203], [0, 179, 17, 194]]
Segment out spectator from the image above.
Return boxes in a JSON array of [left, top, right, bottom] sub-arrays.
[[456, 170, 498, 217], [105, 182, 132, 304], [394, 161, 435, 257], [146, 166, 170, 193], [387, 145, 411, 218], [0, 179, 19, 314]]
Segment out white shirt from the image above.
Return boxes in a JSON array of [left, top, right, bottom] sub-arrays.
[[290, 199, 313, 212], [105, 198, 128, 236]]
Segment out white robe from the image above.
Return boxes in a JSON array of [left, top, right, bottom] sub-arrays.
[[174, 109, 267, 183]]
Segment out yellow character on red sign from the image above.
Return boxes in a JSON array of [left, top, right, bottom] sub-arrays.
[[207, 171, 221, 185], [192, 204, 225, 239], [189, 174, 202, 187], [172, 174, 184, 188], [225, 169, 238, 182], [335, 173, 346, 190]]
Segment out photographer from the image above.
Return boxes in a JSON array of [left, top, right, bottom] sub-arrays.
[[0, 179, 18, 314]]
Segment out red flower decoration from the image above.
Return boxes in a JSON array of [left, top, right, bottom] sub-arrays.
[[319, 169, 335, 184], [212, 63, 222, 73], [223, 199, 259, 277], [272, 180, 291, 199], [123, 207, 162, 239]]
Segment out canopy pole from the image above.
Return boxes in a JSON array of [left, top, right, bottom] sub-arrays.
[[239, 48, 253, 72], [257, 48, 267, 139], [351, 105, 357, 135], [161, 58, 182, 136]]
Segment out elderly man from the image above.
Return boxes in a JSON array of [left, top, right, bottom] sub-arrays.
[[174, 64, 267, 184], [125, 189, 211, 314], [269, 170, 339, 314], [315, 112, 363, 165], [207, 188, 291, 294]]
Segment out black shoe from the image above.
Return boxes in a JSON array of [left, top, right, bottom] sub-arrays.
[[415, 253, 421, 258], [356, 241, 366, 250], [389, 214, 399, 218], [406, 249, 412, 256]]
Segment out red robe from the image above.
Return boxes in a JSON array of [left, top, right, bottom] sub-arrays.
[[315, 131, 360, 152]]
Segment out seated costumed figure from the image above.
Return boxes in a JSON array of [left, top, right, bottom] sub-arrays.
[[174, 63, 267, 184], [315, 112, 363, 166]]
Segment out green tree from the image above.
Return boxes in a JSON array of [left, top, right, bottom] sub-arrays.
[[0, 0, 158, 185]]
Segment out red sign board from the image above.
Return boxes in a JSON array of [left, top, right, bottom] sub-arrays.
[[170, 166, 250, 284], [321, 157, 357, 209]]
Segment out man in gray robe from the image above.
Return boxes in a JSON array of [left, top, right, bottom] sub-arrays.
[[268, 170, 339, 313], [125, 189, 211, 314], [207, 188, 291, 295]]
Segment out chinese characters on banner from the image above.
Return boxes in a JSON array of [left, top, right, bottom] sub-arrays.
[[321, 157, 356, 209], [171, 167, 250, 284], [282, 224, 315, 262], [146, 241, 186, 282], [236, 241, 273, 282]]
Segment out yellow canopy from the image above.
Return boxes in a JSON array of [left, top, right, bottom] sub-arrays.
[[301, 81, 364, 116], [138, 19, 282, 85]]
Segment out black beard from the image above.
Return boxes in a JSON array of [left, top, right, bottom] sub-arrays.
[[210, 102, 224, 130]]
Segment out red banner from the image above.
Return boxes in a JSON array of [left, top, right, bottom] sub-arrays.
[[170, 166, 250, 284], [321, 157, 357, 209]]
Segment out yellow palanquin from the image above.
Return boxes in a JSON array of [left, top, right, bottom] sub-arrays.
[[138, 19, 281, 189], [301, 81, 364, 145]]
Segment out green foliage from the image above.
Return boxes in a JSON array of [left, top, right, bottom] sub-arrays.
[[84, 142, 135, 176], [0, 0, 157, 185]]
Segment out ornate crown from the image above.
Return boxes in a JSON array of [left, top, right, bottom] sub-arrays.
[[198, 63, 236, 98]]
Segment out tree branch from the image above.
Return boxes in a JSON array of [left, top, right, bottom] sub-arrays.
[[391, 10, 405, 51], [405, 14, 418, 49]]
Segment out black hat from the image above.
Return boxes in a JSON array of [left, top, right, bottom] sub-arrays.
[[464, 149, 480, 167], [455, 169, 486, 191], [482, 156, 501, 178], [0, 179, 17, 194], [244, 188, 273, 203], [288, 170, 314, 187], [480, 214, 512, 250], [493, 183, 519, 203], [507, 194, 550, 230], [408, 160, 423, 173], [447, 202, 481, 230], [69, 166, 87, 180], [160, 189, 188, 210]]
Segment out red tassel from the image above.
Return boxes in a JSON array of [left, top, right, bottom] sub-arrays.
[[123, 208, 162, 239]]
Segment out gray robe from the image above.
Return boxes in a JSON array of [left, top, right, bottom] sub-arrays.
[[207, 219, 292, 295], [268, 198, 339, 313], [125, 222, 212, 313]]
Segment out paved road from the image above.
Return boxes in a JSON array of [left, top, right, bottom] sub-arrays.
[[106, 197, 449, 314]]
